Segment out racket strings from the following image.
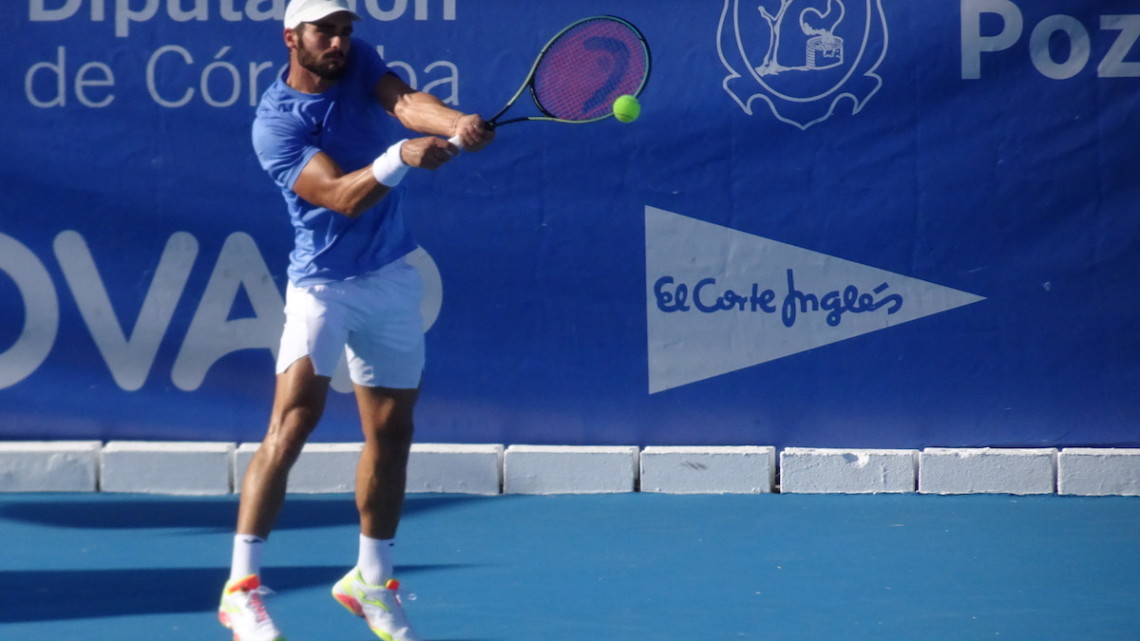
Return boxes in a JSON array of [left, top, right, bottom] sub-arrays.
[[532, 18, 649, 122]]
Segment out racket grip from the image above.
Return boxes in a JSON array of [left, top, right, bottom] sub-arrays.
[[448, 119, 497, 154]]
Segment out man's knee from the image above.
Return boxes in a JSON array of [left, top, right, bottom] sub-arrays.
[[259, 430, 309, 468], [263, 404, 323, 464]]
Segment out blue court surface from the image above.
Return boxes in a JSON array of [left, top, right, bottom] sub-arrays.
[[1, 492, 1138, 641]]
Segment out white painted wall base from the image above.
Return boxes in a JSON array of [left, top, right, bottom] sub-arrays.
[[1058, 448, 1140, 496], [918, 448, 1056, 495], [408, 443, 503, 495], [780, 448, 917, 494], [640, 446, 775, 494], [100, 441, 233, 495], [3, 442, 1139, 496], [504, 445, 639, 494], [0, 441, 101, 492]]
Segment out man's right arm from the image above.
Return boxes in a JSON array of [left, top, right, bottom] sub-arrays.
[[291, 138, 455, 219], [292, 151, 391, 218], [256, 111, 455, 219]]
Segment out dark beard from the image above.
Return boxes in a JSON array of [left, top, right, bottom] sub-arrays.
[[297, 40, 348, 80]]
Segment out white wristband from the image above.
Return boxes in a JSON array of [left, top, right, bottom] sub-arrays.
[[371, 139, 410, 187]]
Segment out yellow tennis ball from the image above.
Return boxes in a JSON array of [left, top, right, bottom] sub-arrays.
[[613, 94, 641, 123]]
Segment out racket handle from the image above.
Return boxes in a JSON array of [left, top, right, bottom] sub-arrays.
[[447, 121, 494, 154]]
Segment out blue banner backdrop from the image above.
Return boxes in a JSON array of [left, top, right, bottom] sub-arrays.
[[2, 0, 1137, 448]]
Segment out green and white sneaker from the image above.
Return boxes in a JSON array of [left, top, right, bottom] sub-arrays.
[[332, 568, 421, 641], [218, 575, 285, 641]]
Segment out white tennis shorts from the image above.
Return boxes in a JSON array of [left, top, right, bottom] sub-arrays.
[[276, 257, 425, 389]]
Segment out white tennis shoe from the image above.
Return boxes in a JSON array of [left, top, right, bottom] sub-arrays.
[[218, 574, 285, 641], [332, 568, 421, 641]]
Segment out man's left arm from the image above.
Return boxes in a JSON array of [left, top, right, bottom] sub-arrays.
[[374, 73, 494, 151]]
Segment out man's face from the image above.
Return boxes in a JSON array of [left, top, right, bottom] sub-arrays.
[[293, 12, 354, 80]]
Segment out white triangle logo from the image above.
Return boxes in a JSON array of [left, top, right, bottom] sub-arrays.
[[646, 206, 985, 393]]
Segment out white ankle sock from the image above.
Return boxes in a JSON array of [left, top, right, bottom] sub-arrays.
[[230, 534, 265, 581], [357, 534, 395, 585]]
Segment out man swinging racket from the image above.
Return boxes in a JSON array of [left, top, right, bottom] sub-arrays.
[[217, 1, 494, 640]]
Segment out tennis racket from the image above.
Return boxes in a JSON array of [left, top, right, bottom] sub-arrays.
[[449, 15, 650, 149]]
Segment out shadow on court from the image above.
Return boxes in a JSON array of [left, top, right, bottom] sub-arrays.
[[0, 563, 467, 624], [0, 494, 496, 531]]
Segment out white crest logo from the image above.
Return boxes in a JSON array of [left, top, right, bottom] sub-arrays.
[[717, 0, 889, 129]]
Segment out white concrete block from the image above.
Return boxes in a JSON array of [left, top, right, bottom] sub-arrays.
[[0, 441, 101, 492], [101, 441, 234, 495], [918, 448, 1056, 495], [234, 442, 362, 494], [504, 445, 638, 494], [1058, 448, 1140, 496], [780, 448, 917, 494], [640, 446, 775, 494], [408, 443, 503, 494]]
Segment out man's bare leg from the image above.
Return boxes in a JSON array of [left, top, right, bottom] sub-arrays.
[[237, 357, 331, 538], [328, 385, 422, 639], [353, 385, 418, 540], [220, 358, 330, 641]]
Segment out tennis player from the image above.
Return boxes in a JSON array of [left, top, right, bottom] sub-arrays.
[[217, 1, 493, 640]]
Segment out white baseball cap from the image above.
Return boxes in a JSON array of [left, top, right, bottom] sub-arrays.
[[284, 0, 361, 29]]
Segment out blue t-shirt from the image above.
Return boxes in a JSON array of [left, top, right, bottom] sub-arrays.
[[252, 39, 415, 286]]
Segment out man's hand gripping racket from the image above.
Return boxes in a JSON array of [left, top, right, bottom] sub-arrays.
[[448, 15, 651, 152]]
